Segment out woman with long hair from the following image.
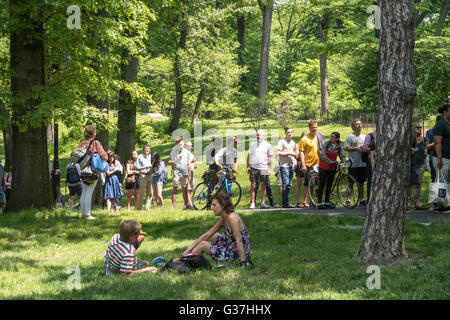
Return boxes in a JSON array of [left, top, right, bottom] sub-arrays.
[[151, 152, 165, 207], [125, 150, 140, 211], [181, 193, 252, 266], [104, 153, 122, 213]]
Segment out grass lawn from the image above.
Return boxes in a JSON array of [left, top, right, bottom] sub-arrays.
[[0, 207, 449, 300], [1, 118, 448, 300]]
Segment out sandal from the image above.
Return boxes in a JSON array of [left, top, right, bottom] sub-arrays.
[[303, 203, 309, 208]]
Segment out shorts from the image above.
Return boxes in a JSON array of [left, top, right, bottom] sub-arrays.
[[173, 172, 189, 188], [303, 167, 315, 186], [151, 175, 164, 186], [249, 168, 268, 183], [295, 163, 305, 178], [68, 184, 83, 197], [410, 166, 419, 186], [348, 167, 367, 184], [0, 189, 5, 204]]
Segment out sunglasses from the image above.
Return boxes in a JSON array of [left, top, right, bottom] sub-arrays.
[[416, 126, 422, 129]]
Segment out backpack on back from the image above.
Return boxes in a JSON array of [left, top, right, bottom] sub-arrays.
[[162, 254, 211, 274], [161, 167, 168, 184], [66, 163, 81, 184]]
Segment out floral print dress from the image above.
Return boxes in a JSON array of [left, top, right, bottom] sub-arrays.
[[210, 215, 253, 262]]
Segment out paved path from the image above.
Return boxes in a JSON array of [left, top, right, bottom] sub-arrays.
[[239, 206, 450, 225]]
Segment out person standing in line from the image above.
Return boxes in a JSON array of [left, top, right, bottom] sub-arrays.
[[151, 152, 166, 208], [169, 138, 194, 210], [214, 136, 239, 181], [411, 122, 428, 210], [425, 115, 443, 182], [295, 132, 307, 208], [247, 129, 273, 209], [362, 130, 376, 202], [78, 125, 108, 220], [4, 166, 12, 202], [344, 119, 367, 206], [298, 121, 324, 207], [185, 141, 197, 209], [0, 158, 5, 215], [433, 104, 450, 211], [66, 161, 82, 210], [277, 127, 298, 208], [104, 153, 123, 214], [135, 145, 153, 211], [125, 150, 140, 211], [317, 132, 345, 209]]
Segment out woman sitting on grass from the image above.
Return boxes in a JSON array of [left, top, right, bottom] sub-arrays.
[[181, 193, 252, 266]]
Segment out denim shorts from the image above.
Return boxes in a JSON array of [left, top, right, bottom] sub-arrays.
[[152, 175, 164, 186]]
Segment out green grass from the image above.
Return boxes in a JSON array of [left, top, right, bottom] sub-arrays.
[[0, 207, 449, 299], [0, 118, 447, 300]]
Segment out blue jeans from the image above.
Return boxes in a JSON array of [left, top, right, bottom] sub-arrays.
[[280, 167, 294, 206]]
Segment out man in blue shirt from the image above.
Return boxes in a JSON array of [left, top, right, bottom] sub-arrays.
[[135, 145, 153, 211], [425, 115, 442, 182]]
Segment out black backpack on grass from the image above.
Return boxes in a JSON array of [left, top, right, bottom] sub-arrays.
[[162, 254, 211, 274]]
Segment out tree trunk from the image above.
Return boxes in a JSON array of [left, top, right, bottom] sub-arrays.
[[116, 47, 138, 162], [169, 13, 188, 133], [237, 14, 246, 91], [0, 101, 13, 171], [257, 0, 273, 115], [355, 0, 416, 265], [8, 9, 53, 211], [319, 13, 330, 117], [191, 88, 205, 126], [435, 0, 448, 36]]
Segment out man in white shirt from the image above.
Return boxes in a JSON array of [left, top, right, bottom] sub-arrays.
[[169, 138, 193, 210], [344, 119, 367, 206], [214, 136, 239, 180], [185, 141, 197, 209], [247, 129, 273, 209], [135, 145, 153, 211]]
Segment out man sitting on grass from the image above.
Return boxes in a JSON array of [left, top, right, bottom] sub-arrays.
[[103, 220, 158, 276]]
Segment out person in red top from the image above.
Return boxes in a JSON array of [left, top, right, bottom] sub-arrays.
[[79, 125, 108, 220], [317, 132, 346, 209]]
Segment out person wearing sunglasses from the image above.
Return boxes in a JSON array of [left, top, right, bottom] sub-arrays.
[[103, 220, 158, 276], [410, 122, 428, 210]]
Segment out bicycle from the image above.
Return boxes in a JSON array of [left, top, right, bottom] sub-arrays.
[[192, 169, 242, 210], [307, 161, 360, 209]]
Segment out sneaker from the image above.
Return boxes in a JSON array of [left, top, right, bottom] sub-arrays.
[[360, 199, 367, 206], [345, 200, 351, 207], [249, 203, 256, 209], [325, 201, 336, 209], [282, 204, 296, 208], [260, 203, 271, 209], [318, 203, 327, 210], [271, 204, 279, 208], [82, 215, 96, 220]]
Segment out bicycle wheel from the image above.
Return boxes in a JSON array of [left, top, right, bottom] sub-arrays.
[[308, 172, 320, 207], [217, 180, 242, 208], [192, 182, 211, 210], [337, 173, 360, 209]]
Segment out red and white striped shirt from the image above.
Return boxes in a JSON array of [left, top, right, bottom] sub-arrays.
[[103, 233, 136, 275], [78, 139, 108, 161]]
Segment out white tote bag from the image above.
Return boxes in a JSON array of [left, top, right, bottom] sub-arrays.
[[428, 168, 450, 207]]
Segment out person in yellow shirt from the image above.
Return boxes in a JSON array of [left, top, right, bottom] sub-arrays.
[[298, 120, 324, 207]]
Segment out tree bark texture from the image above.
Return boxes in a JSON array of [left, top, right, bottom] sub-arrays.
[[319, 13, 330, 117], [257, 0, 273, 115], [169, 13, 188, 133], [116, 47, 138, 162], [355, 0, 416, 265], [8, 7, 53, 211]]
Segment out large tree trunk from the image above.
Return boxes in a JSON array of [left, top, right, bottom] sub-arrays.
[[169, 13, 188, 133], [355, 0, 416, 265], [319, 13, 330, 118], [191, 88, 205, 126], [435, 0, 448, 37], [116, 47, 138, 162], [257, 0, 273, 115], [8, 6, 53, 211]]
